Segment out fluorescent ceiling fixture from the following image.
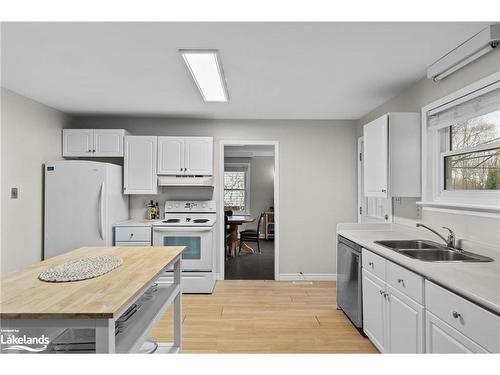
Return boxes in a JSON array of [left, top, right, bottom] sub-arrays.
[[180, 50, 228, 102]]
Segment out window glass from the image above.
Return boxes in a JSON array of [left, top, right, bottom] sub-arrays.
[[224, 170, 247, 212], [450, 109, 500, 150], [445, 148, 500, 190]]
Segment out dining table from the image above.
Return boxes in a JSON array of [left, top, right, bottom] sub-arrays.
[[226, 215, 256, 256]]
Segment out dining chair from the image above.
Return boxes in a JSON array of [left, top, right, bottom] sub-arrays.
[[238, 213, 264, 254]]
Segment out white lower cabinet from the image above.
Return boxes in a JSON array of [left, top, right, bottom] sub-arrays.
[[386, 285, 424, 353], [362, 269, 386, 352], [362, 249, 424, 353], [425, 311, 487, 353]]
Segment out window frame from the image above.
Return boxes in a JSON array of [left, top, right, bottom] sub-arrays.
[[223, 162, 251, 214], [421, 71, 500, 212]]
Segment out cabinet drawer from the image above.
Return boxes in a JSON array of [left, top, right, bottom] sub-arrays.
[[386, 261, 424, 304], [362, 249, 386, 280], [115, 226, 151, 242], [115, 241, 151, 247], [425, 281, 500, 353]]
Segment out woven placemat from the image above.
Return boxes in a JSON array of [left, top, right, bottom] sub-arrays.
[[39, 255, 123, 282]]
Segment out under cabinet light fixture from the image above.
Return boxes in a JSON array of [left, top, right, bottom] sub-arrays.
[[180, 50, 228, 102]]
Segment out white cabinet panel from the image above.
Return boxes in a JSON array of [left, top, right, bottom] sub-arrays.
[[157, 136, 213, 176], [362, 112, 420, 199], [386, 261, 424, 304], [158, 137, 184, 175], [425, 280, 500, 353], [363, 115, 388, 197], [93, 129, 125, 157], [426, 311, 488, 353], [124, 136, 157, 195], [63, 129, 93, 157], [386, 286, 424, 353], [361, 248, 386, 281], [63, 129, 126, 157], [184, 137, 213, 175], [362, 269, 386, 352]]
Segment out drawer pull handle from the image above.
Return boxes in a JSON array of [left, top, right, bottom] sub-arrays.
[[369, 262, 374, 267], [452, 311, 461, 319]]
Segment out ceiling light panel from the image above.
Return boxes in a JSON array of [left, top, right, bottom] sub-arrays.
[[180, 50, 228, 102]]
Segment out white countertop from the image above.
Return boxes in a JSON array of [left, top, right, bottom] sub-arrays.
[[113, 219, 161, 227], [337, 223, 500, 315]]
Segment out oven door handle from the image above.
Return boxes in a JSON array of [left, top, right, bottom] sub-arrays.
[[153, 226, 214, 232]]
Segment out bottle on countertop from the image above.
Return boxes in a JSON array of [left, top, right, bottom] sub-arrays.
[[147, 200, 155, 220], [155, 202, 160, 219]]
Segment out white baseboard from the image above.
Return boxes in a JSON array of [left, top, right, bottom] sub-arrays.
[[278, 273, 337, 281]]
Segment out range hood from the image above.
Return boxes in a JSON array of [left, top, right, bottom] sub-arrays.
[[157, 175, 214, 187]]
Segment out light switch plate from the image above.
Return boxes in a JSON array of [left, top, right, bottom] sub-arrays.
[[11, 187, 18, 199]]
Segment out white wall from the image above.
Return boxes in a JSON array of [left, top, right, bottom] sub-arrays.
[[1, 88, 67, 275], [71, 118, 358, 277], [224, 156, 274, 232], [358, 48, 500, 247]]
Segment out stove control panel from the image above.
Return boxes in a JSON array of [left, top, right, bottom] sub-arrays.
[[165, 200, 216, 213]]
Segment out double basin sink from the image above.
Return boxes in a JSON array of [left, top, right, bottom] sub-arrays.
[[374, 240, 493, 262]]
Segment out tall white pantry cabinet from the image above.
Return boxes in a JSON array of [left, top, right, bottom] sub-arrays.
[[363, 113, 420, 198], [124, 136, 158, 195]]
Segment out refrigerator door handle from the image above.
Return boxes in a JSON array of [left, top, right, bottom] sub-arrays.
[[98, 182, 105, 240]]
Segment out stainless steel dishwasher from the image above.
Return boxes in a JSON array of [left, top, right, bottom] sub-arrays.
[[337, 235, 362, 328]]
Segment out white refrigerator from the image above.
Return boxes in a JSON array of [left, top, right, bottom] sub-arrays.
[[44, 160, 129, 259]]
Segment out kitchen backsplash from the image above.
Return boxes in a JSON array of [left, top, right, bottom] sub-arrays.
[[129, 187, 215, 220]]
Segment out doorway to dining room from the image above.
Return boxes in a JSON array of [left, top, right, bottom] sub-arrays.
[[218, 141, 279, 280]]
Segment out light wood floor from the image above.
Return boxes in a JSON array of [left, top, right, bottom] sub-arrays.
[[151, 280, 377, 353]]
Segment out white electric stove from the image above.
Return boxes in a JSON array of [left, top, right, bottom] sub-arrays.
[[152, 200, 216, 294]]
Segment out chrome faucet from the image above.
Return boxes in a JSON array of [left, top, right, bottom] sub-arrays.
[[416, 223, 456, 249]]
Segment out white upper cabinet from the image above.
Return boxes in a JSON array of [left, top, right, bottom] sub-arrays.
[[184, 137, 213, 175], [93, 129, 126, 157], [157, 136, 213, 176], [63, 129, 127, 157], [124, 136, 158, 195], [364, 116, 388, 197], [363, 113, 420, 198], [63, 129, 93, 157], [158, 137, 185, 175]]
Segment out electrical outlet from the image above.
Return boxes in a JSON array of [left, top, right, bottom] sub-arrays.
[[416, 205, 422, 219], [11, 187, 18, 199]]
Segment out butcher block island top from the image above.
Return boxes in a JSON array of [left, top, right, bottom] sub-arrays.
[[0, 246, 184, 319]]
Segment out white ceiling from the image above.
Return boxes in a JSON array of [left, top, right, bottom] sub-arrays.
[[1, 22, 489, 119]]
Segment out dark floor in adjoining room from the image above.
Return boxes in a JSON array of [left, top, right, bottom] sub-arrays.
[[225, 240, 274, 280]]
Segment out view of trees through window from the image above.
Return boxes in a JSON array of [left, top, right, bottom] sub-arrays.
[[445, 110, 500, 190], [224, 171, 246, 211]]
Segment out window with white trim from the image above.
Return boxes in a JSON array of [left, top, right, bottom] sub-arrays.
[[424, 78, 500, 209], [224, 163, 250, 213]]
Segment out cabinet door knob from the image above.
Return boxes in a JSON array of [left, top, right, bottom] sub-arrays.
[[397, 278, 404, 284], [379, 290, 384, 295], [130, 233, 134, 237], [369, 262, 374, 267], [93, 149, 96, 152], [452, 311, 461, 319], [381, 189, 386, 193], [88, 149, 91, 153]]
